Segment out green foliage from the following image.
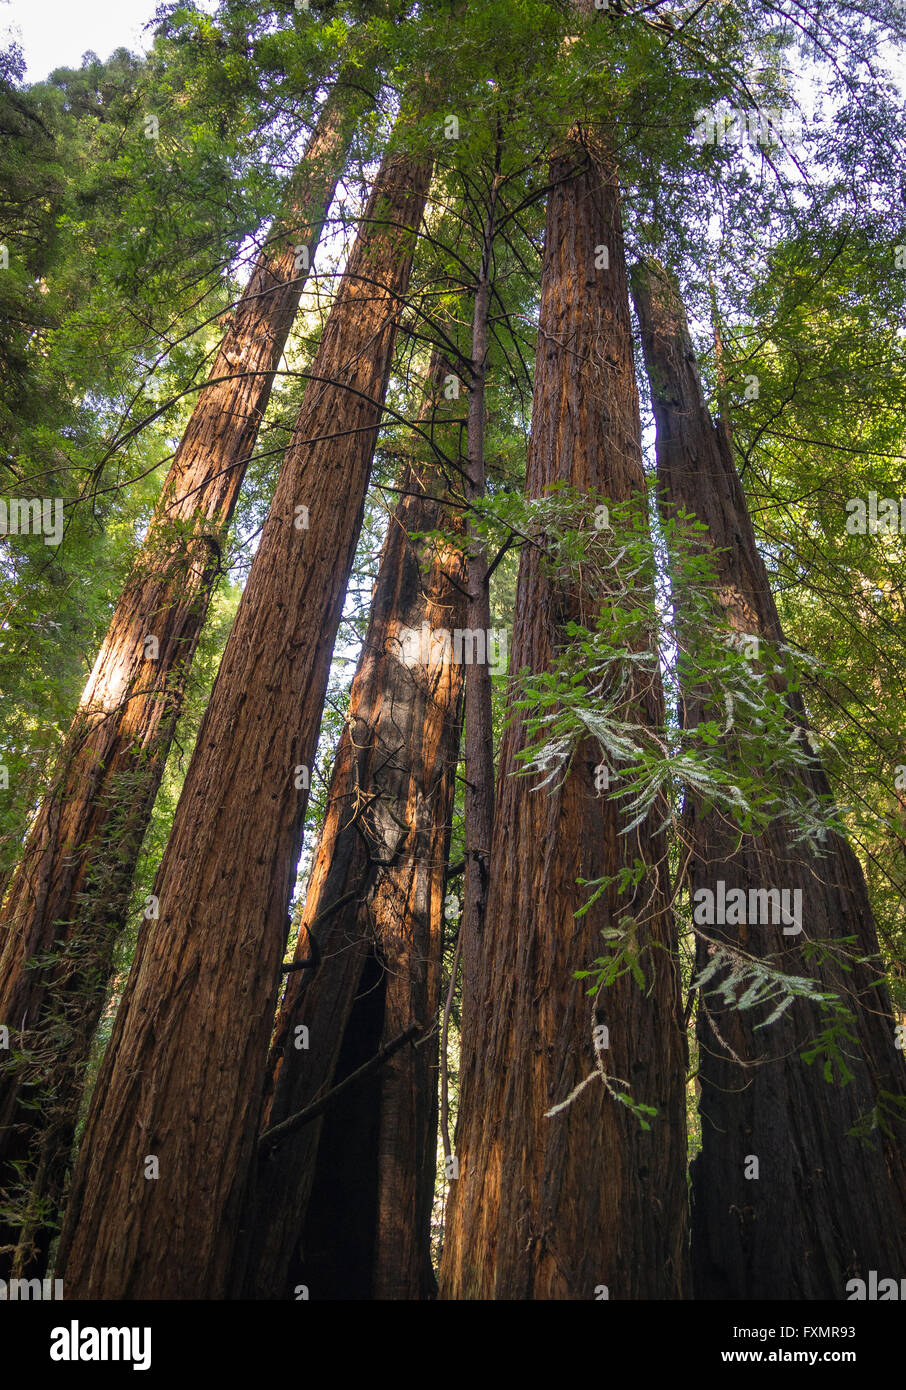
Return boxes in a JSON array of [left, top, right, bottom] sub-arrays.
[[503, 489, 844, 853]]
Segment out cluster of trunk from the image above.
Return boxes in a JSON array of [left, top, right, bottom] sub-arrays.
[[53, 126, 433, 1299], [440, 133, 690, 1300], [3, 0, 902, 1304], [631, 257, 906, 1300], [234, 365, 467, 1300], [0, 72, 369, 1279]]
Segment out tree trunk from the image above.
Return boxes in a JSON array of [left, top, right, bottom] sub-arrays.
[[53, 133, 433, 1300], [233, 351, 467, 1300], [460, 176, 499, 1026], [0, 74, 367, 1279], [631, 256, 906, 1300], [439, 136, 689, 1301]]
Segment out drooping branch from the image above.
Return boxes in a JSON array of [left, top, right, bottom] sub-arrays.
[[258, 1022, 422, 1152]]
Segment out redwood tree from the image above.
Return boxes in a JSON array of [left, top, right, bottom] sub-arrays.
[[54, 122, 433, 1299], [631, 256, 906, 1300], [439, 135, 689, 1301], [235, 356, 467, 1299], [0, 70, 369, 1278], [458, 173, 499, 1029]]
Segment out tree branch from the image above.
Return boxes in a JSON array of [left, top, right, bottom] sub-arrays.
[[258, 1022, 423, 1152]]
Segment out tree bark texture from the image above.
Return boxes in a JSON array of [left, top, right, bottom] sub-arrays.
[[235, 355, 467, 1300], [440, 137, 689, 1300], [0, 76, 367, 1279], [631, 256, 906, 1300], [53, 133, 432, 1300], [460, 180, 498, 1028]]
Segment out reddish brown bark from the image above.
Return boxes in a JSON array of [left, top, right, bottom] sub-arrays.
[[233, 353, 467, 1300], [631, 257, 906, 1300], [0, 76, 367, 1278], [460, 177, 499, 1025], [53, 132, 433, 1300], [439, 138, 689, 1300]]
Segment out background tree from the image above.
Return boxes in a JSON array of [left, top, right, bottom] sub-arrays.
[[237, 350, 467, 1300], [632, 255, 906, 1299], [54, 92, 435, 1297], [0, 16, 381, 1276]]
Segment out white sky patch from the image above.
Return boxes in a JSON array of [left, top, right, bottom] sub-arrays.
[[2, 0, 218, 81]]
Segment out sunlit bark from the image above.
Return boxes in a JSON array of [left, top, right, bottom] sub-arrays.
[[0, 75, 368, 1278], [440, 137, 689, 1301], [54, 128, 432, 1300]]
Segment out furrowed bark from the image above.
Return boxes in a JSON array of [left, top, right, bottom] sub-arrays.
[[235, 353, 467, 1300], [631, 256, 906, 1300], [0, 73, 368, 1279], [460, 175, 499, 1025], [53, 130, 433, 1300], [440, 136, 689, 1301]]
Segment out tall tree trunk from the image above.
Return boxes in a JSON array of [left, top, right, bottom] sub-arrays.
[[0, 74, 367, 1279], [235, 359, 467, 1300], [460, 174, 499, 1026], [631, 256, 906, 1300], [440, 135, 689, 1301], [53, 129, 433, 1300]]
